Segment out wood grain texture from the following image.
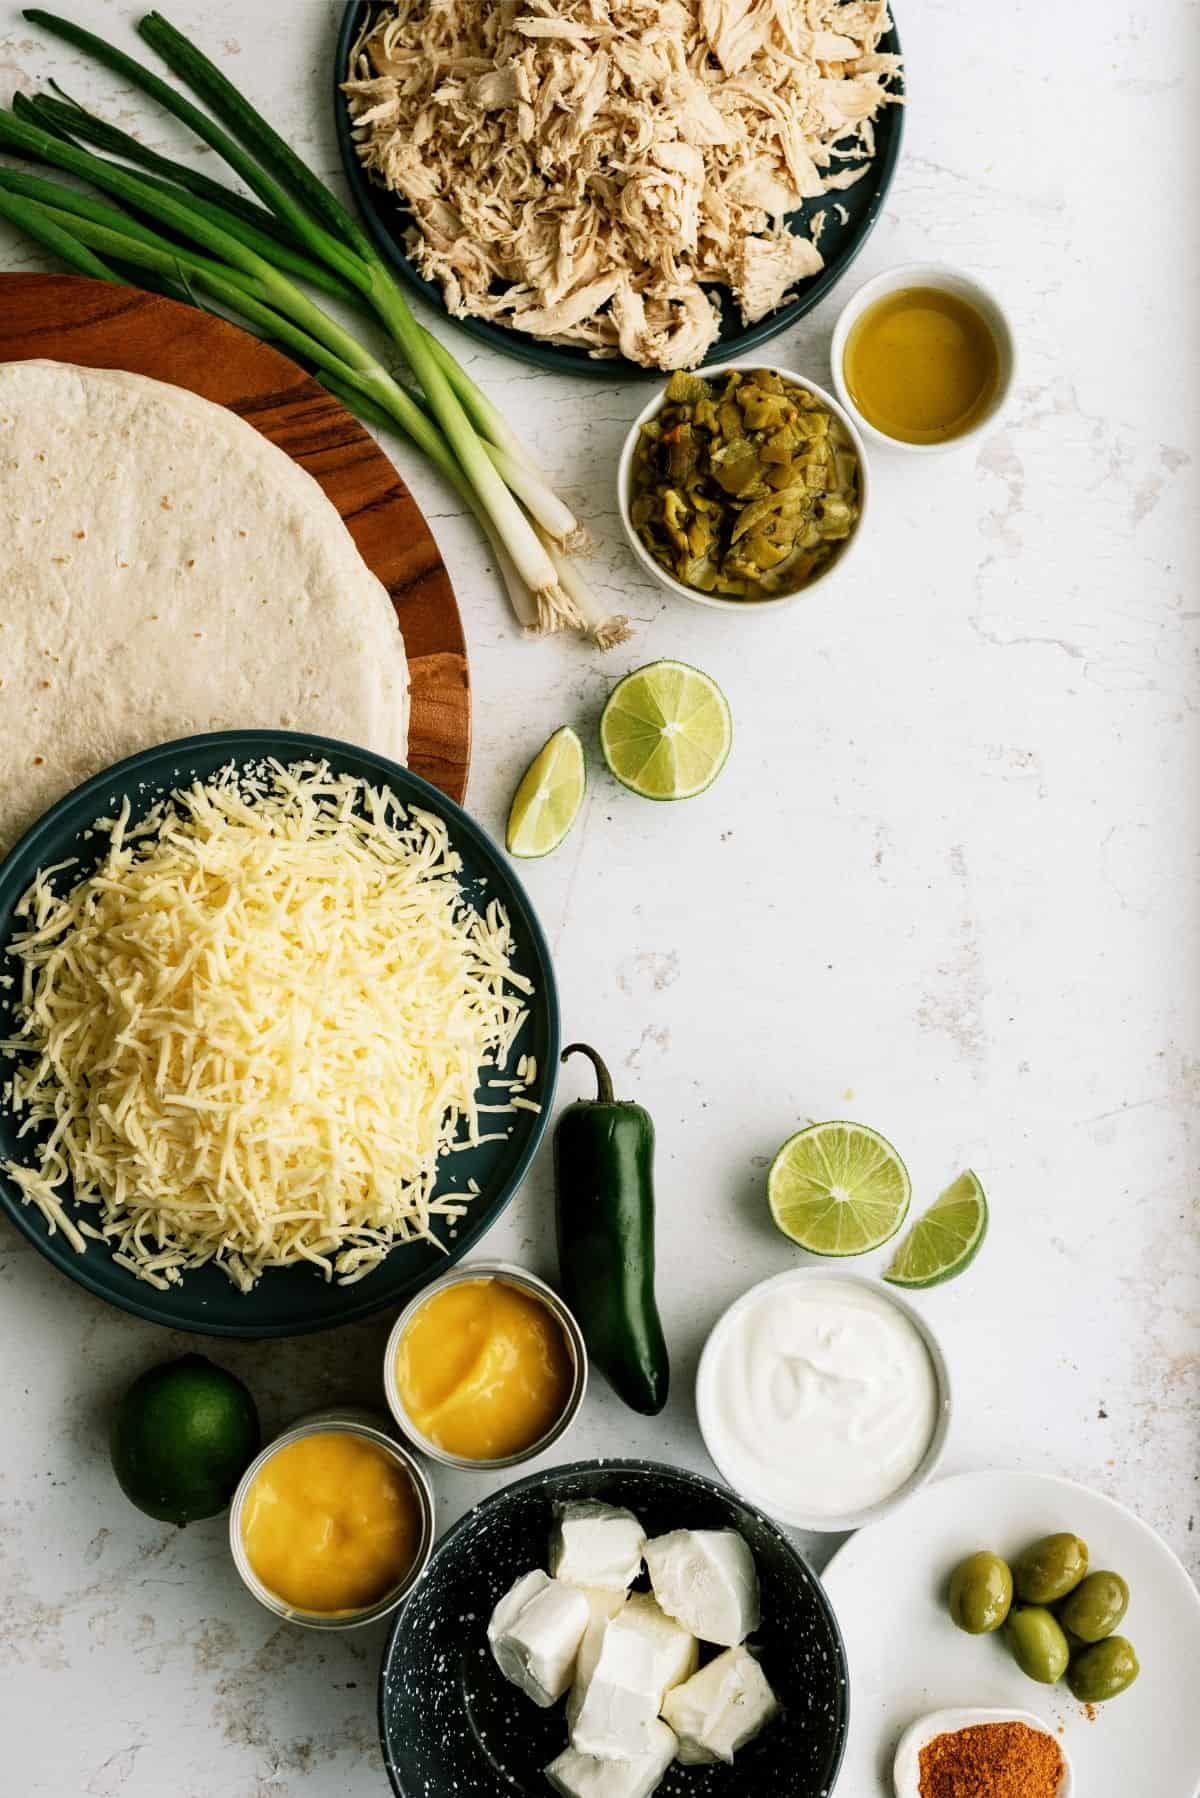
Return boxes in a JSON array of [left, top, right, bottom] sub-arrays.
[[0, 274, 471, 800]]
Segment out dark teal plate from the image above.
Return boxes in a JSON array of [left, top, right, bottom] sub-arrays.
[[0, 731, 558, 1338], [334, 4, 904, 380], [379, 1460, 849, 1796]]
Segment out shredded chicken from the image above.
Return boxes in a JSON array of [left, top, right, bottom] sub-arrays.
[[344, 0, 902, 370]]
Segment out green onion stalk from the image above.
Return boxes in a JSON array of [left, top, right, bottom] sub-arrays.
[[1, 10, 629, 647], [0, 171, 553, 635], [9, 84, 583, 549]]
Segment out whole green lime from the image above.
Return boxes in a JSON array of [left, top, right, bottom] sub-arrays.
[[111, 1354, 260, 1525]]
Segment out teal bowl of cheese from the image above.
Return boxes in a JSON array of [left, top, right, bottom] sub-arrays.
[[0, 729, 559, 1339]]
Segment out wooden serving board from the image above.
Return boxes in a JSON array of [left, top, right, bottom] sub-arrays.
[[0, 273, 470, 801]]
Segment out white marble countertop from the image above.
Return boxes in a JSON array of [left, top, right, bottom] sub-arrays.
[[1, 3, 1196, 1794]]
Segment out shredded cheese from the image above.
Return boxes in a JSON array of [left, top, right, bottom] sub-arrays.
[[1, 761, 534, 1290]]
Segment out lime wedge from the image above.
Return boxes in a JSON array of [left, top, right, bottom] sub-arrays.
[[599, 660, 732, 801], [768, 1121, 911, 1256], [884, 1170, 988, 1288], [506, 726, 585, 858]]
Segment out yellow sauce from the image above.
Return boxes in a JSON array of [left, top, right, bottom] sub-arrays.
[[395, 1277, 574, 1461], [843, 286, 999, 444], [241, 1432, 420, 1614]]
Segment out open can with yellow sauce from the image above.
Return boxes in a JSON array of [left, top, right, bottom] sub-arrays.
[[384, 1261, 588, 1471], [229, 1409, 434, 1630]]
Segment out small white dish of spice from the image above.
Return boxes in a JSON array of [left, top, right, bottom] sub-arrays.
[[893, 1708, 1072, 1798]]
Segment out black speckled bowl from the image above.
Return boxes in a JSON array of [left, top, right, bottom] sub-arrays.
[[378, 1459, 849, 1798]]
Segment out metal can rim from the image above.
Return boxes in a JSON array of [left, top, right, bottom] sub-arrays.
[[382, 1259, 588, 1471], [228, 1410, 436, 1630]]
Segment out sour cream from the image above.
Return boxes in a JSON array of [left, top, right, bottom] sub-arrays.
[[698, 1274, 943, 1525]]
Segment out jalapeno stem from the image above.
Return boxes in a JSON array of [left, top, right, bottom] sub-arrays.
[[561, 1043, 615, 1105]]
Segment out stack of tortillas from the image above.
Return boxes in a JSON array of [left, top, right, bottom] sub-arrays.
[[0, 360, 409, 856]]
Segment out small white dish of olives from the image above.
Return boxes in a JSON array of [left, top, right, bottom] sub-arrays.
[[893, 1708, 1073, 1797]]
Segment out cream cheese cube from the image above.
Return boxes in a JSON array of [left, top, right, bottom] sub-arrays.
[[566, 1590, 695, 1735], [566, 1598, 618, 1731], [568, 1612, 663, 1760], [487, 1569, 589, 1708], [620, 1591, 699, 1695], [661, 1644, 779, 1764], [579, 1586, 628, 1625], [545, 1718, 677, 1798], [550, 1502, 647, 1592], [643, 1528, 760, 1647]]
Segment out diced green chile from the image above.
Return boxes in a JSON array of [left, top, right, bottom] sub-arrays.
[[630, 368, 859, 599]]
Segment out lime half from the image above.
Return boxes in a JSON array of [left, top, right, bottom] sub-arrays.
[[600, 660, 732, 800], [884, 1169, 988, 1288], [768, 1121, 911, 1256], [506, 726, 586, 858]]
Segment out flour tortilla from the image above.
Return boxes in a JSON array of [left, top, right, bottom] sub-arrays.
[[0, 360, 409, 856]]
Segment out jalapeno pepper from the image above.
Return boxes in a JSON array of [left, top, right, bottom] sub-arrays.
[[554, 1042, 669, 1416]]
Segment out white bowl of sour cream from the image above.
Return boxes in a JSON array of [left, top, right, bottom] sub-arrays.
[[696, 1269, 951, 1532]]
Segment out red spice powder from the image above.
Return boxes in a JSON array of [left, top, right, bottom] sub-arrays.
[[918, 1721, 1064, 1798]]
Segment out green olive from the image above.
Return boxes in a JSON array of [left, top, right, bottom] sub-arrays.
[[1014, 1532, 1089, 1604], [1006, 1605, 1071, 1684], [1066, 1635, 1140, 1703], [948, 1551, 1014, 1634], [1058, 1571, 1130, 1643]]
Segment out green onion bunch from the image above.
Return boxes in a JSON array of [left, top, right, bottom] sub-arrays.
[[0, 10, 629, 646]]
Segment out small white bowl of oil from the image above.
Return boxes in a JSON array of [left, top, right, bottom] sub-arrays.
[[830, 262, 1015, 453]]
